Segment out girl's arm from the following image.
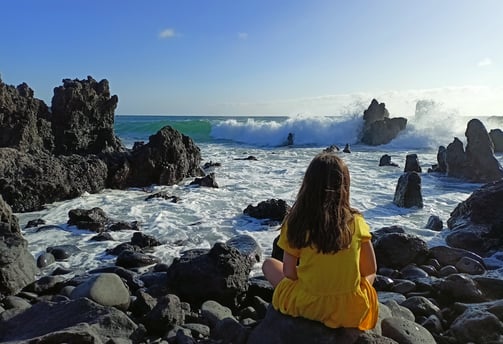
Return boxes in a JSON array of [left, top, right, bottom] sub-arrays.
[[283, 251, 299, 281], [360, 241, 377, 284]]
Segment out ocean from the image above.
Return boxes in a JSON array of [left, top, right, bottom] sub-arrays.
[[16, 111, 503, 278]]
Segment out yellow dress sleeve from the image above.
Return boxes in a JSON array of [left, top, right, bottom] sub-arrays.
[[277, 222, 301, 258], [354, 214, 372, 243]]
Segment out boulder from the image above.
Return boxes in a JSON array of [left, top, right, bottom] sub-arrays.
[[70, 273, 131, 310], [445, 180, 503, 256], [392, 172, 423, 208], [445, 119, 503, 182], [379, 154, 398, 167], [247, 305, 363, 344], [404, 154, 422, 173], [67, 207, 110, 232], [489, 128, 503, 152], [126, 125, 203, 188], [243, 199, 291, 222], [0, 195, 38, 296], [166, 242, 254, 309], [360, 99, 407, 146], [0, 149, 108, 212], [373, 232, 429, 269], [0, 297, 138, 343], [428, 146, 447, 173]]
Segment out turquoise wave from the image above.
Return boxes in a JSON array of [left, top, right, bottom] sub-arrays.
[[114, 115, 214, 145]]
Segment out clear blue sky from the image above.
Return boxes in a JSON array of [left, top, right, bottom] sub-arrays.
[[1, 0, 501, 116]]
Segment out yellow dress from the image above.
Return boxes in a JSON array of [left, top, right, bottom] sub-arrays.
[[272, 214, 378, 330]]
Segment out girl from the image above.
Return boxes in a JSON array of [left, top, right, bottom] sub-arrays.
[[262, 152, 378, 330]]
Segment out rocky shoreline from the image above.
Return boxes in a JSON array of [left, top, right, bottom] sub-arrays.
[[1, 76, 503, 343], [1, 185, 503, 343]]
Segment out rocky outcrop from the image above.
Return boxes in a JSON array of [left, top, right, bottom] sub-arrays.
[[392, 172, 423, 208], [489, 129, 503, 153], [428, 146, 447, 173], [0, 148, 108, 212], [51, 77, 124, 155], [0, 80, 53, 153], [0, 195, 37, 296], [0, 77, 202, 212], [404, 153, 422, 173], [446, 179, 503, 256], [360, 99, 407, 146], [436, 119, 503, 183]]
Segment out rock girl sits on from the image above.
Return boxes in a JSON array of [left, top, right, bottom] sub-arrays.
[[262, 152, 378, 330]]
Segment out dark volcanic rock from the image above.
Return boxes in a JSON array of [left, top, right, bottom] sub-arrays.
[[0, 297, 137, 343], [445, 119, 503, 182], [379, 154, 398, 167], [360, 99, 407, 146], [51, 76, 124, 155], [243, 199, 291, 222], [0, 196, 38, 295], [489, 128, 503, 153], [0, 149, 108, 212], [392, 172, 423, 208], [166, 242, 254, 309], [373, 232, 429, 269], [126, 126, 203, 188], [404, 154, 422, 173], [0, 77, 203, 212], [0, 78, 53, 153], [445, 180, 503, 256]]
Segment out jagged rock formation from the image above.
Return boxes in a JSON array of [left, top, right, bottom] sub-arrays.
[[442, 119, 503, 183], [360, 99, 407, 146], [0, 76, 202, 212]]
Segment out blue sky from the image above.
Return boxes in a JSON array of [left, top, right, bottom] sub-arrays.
[[1, 0, 501, 116]]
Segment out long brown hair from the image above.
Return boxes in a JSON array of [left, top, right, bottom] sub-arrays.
[[286, 152, 359, 253]]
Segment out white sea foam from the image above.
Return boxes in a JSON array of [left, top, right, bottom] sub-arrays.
[[16, 142, 503, 278]]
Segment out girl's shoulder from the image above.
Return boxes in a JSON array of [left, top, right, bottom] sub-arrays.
[[351, 213, 371, 240]]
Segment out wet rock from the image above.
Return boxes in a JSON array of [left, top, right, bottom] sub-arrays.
[[450, 308, 503, 343], [445, 119, 503, 182], [46, 244, 81, 260], [189, 172, 219, 188], [404, 154, 422, 173], [446, 180, 503, 256], [360, 99, 407, 146], [142, 294, 184, 335], [67, 207, 110, 232], [425, 215, 443, 231], [243, 198, 291, 222], [393, 172, 423, 208], [379, 154, 399, 167], [116, 250, 161, 269], [226, 234, 262, 264], [37, 252, 56, 268], [489, 128, 503, 152]]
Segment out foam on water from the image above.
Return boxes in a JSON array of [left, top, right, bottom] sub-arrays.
[[17, 142, 502, 278]]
